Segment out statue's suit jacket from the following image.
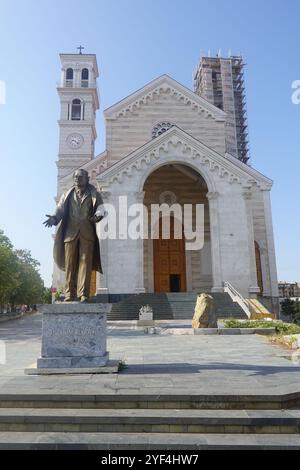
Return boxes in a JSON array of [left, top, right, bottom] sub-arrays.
[[53, 184, 104, 273]]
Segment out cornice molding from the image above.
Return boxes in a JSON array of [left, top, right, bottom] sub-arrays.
[[104, 75, 226, 122], [97, 126, 273, 190]]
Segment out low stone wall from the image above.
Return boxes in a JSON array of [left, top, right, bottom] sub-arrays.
[[0, 311, 36, 323]]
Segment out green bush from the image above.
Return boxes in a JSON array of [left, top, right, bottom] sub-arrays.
[[224, 319, 300, 335], [224, 319, 274, 329], [273, 322, 300, 335]]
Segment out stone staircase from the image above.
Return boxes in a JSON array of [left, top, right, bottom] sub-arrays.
[[1, 393, 300, 449], [103, 292, 248, 321]]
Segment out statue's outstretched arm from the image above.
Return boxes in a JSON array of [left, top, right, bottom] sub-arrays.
[[43, 193, 66, 228]]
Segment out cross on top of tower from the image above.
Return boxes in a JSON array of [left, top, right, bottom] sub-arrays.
[[77, 45, 84, 54]]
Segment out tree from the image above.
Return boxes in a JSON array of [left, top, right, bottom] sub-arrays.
[[281, 299, 300, 324], [9, 249, 45, 306], [0, 231, 46, 309], [0, 232, 20, 308], [42, 287, 52, 304], [281, 298, 296, 317], [0, 230, 13, 249], [293, 301, 300, 324], [0, 245, 20, 306]]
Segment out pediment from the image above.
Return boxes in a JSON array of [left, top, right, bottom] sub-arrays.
[[104, 75, 226, 122], [98, 126, 273, 190]]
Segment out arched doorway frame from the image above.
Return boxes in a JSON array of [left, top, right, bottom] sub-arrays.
[[140, 160, 217, 293], [139, 159, 216, 194]]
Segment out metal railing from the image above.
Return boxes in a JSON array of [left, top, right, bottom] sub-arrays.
[[223, 281, 251, 318]]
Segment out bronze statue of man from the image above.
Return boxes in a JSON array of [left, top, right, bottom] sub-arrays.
[[43, 169, 105, 302]]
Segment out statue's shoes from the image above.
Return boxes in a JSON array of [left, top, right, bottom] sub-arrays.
[[80, 296, 88, 303], [64, 296, 76, 302]]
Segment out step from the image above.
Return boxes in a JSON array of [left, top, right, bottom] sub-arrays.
[[107, 291, 248, 321], [108, 307, 246, 314], [0, 408, 299, 433], [0, 393, 300, 410], [0, 432, 300, 449]]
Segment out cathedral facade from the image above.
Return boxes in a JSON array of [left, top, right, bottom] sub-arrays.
[[54, 53, 278, 309]]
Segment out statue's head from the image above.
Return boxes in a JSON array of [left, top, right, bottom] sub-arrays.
[[73, 169, 89, 190]]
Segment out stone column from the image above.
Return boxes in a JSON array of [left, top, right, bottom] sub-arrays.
[[185, 250, 193, 292], [242, 189, 260, 297], [147, 238, 154, 292], [207, 191, 223, 292], [74, 66, 81, 88], [96, 190, 111, 294], [259, 244, 269, 297], [261, 188, 279, 298], [134, 191, 146, 293], [104, 190, 146, 294]]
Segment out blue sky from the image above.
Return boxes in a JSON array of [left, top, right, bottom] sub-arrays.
[[0, 0, 299, 286]]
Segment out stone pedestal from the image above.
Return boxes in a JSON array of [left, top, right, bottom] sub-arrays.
[[138, 305, 154, 327], [26, 303, 117, 374]]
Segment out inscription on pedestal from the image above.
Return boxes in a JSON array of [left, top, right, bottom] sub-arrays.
[[37, 303, 111, 369]]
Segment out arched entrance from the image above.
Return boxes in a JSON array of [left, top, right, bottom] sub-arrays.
[[153, 216, 186, 292], [142, 163, 212, 293]]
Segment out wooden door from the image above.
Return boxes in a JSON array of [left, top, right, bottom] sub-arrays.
[[153, 217, 186, 292]]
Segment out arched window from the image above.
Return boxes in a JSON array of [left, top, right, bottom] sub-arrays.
[[66, 68, 73, 87], [81, 68, 89, 87], [71, 99, 82, 120], [152, 122, 173, 139]]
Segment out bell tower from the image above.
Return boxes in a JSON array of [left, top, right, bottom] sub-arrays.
[[52, 50, 99, 299], [56, 50, 99, 185]]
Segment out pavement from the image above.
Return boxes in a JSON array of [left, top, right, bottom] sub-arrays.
[[0, 312, 299, 397]]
